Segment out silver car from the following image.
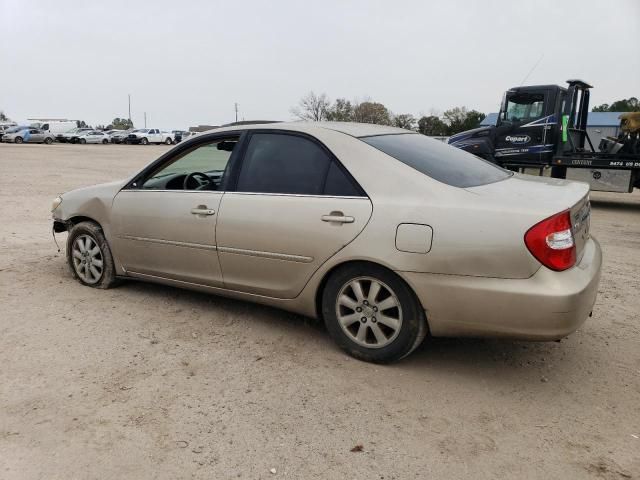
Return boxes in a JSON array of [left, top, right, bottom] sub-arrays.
[[51, 122, 602, 363], [71, 130, 111, 144], [3, 127, 55, 144]]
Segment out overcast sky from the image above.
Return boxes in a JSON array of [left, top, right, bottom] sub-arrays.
[[1, 0, 638, 129]]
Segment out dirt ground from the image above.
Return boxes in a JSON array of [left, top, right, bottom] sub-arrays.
[[0, 143, 638, 480]]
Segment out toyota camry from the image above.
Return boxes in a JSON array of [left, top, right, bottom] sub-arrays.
[[51, 122, 602, 363]]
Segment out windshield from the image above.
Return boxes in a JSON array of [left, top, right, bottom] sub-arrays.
[[361, 133, 511, 188], [5, 126, 28, 133], [502, 93, 545, 123]]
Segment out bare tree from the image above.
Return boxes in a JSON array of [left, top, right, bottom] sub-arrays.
[[0, 111, 9, 122], [290, 92, 331, 121]]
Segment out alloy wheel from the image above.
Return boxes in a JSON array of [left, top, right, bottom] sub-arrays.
[[335, 276, 403, 348], [71, 234, 104, 284]]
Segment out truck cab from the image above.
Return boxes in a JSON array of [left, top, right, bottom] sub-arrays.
[[448, 84, 567, 166]]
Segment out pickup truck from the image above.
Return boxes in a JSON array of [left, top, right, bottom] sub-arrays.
[[126, 129, 174, 145]]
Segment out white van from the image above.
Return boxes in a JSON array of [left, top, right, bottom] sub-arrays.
[[29, 120, 77, 134]]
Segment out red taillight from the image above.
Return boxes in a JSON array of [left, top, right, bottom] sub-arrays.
[[524, 210, 576, 271]]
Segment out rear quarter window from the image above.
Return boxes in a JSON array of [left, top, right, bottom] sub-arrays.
[[361, 133, 511, 188]]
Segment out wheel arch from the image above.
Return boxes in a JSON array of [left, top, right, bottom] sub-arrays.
[[313, 259, 426, 322], [66, 215, 103, 230]]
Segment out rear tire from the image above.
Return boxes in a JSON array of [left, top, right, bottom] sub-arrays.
[[322, 263, 427, 363], [44, 137, 53, 145], [15, 136, 23, 144], [165, 137, 172, 145], [140, 137, 149, 145], [66, 221, 119, 289]]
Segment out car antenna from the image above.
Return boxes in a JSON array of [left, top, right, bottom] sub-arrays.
[[520, 53, 544, 86]]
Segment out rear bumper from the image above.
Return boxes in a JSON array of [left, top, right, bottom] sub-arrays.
[[401, 237, 602, 340]]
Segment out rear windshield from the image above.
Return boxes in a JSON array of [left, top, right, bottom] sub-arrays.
[[361, 133, 511, 188]]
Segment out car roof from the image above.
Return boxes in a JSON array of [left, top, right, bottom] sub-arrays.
[[202, 121, 414, 138]]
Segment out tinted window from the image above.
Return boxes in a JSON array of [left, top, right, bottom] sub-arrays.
[[237, 133, 331, 195], [361, 134, 511, 188], [324, 161, 362, 196]]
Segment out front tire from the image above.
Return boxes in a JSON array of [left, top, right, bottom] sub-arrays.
[[322, 263, 427, 363], [140, 137, 149, 145], [44, 137, 53, 145], [15, 136, 23, 144], [79, 138, 86, 144], [102, 139, 108, 144], [66, 221, 118, 289]]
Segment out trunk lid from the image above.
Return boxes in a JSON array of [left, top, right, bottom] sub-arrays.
[[466, 173, 591, 261]]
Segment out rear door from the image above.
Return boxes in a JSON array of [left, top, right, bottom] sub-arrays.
[[216, 131, 372, 298]]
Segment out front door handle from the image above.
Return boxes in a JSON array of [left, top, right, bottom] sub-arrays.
[[191, 206, 216, 216], [321, 212, 354, 224]]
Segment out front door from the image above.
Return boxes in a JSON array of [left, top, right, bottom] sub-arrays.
[[216, 131, 372, 299], [494, 90, 551, 164], [27, 128, 44, 143], [110, 136, 240, 286]]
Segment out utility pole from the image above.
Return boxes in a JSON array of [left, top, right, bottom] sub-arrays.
[[128, 94, 131, 122], [144, 112, 147, 128], [234, 103, 238, 123]]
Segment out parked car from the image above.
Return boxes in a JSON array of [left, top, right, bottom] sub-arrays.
[[110, 129, 133, 144], [171, 130, 186, 143], [0, 123, 20, 141], [3, 127, 55, 144], [126, 128, 174, 145], [57, 128, 93, 143], [179, 131, 198, 142], [51, 122, 602, 363], [71, 130, 111, 144]]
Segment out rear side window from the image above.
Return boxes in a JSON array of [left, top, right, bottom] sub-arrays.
[[361, 133, 511, 188], [237, 133, 361, 196]]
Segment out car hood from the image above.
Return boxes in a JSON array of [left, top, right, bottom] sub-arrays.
[[447, 126, 493, 145]]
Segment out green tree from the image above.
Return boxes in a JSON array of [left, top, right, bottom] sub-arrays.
[[76, 120, 90, 128], [443, 107, 485, 135], [593, 97, 639, 112], [417, 115, 448, 136], [392, 113, 417, 130], [325, 98, 354, 122], [109, 117, 134, 130], [291, 91, 331, 121], [353, 101, 391, 125]]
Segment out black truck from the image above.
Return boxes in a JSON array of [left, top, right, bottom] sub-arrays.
[[448, 80, 640, 193]]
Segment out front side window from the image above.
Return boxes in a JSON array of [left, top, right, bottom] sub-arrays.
[[503, 93, 545, 123], [362, 133, 511, 188], [141, 138, 238, 190]]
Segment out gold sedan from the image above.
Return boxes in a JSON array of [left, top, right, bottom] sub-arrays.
[[52, 122, 602, 363]]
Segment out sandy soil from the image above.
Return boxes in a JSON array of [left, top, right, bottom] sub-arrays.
[[0, 143, 639, 480]]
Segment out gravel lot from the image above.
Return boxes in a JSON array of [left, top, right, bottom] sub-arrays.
[[1, 143, 639, 479]]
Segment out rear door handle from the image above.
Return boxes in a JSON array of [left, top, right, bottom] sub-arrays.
[[321, 213, 354, 224], [191, 207, 216, 216]]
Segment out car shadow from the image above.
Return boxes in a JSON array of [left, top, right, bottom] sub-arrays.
[[590, 198, 640, 212], [119, 279, 580, 380]]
